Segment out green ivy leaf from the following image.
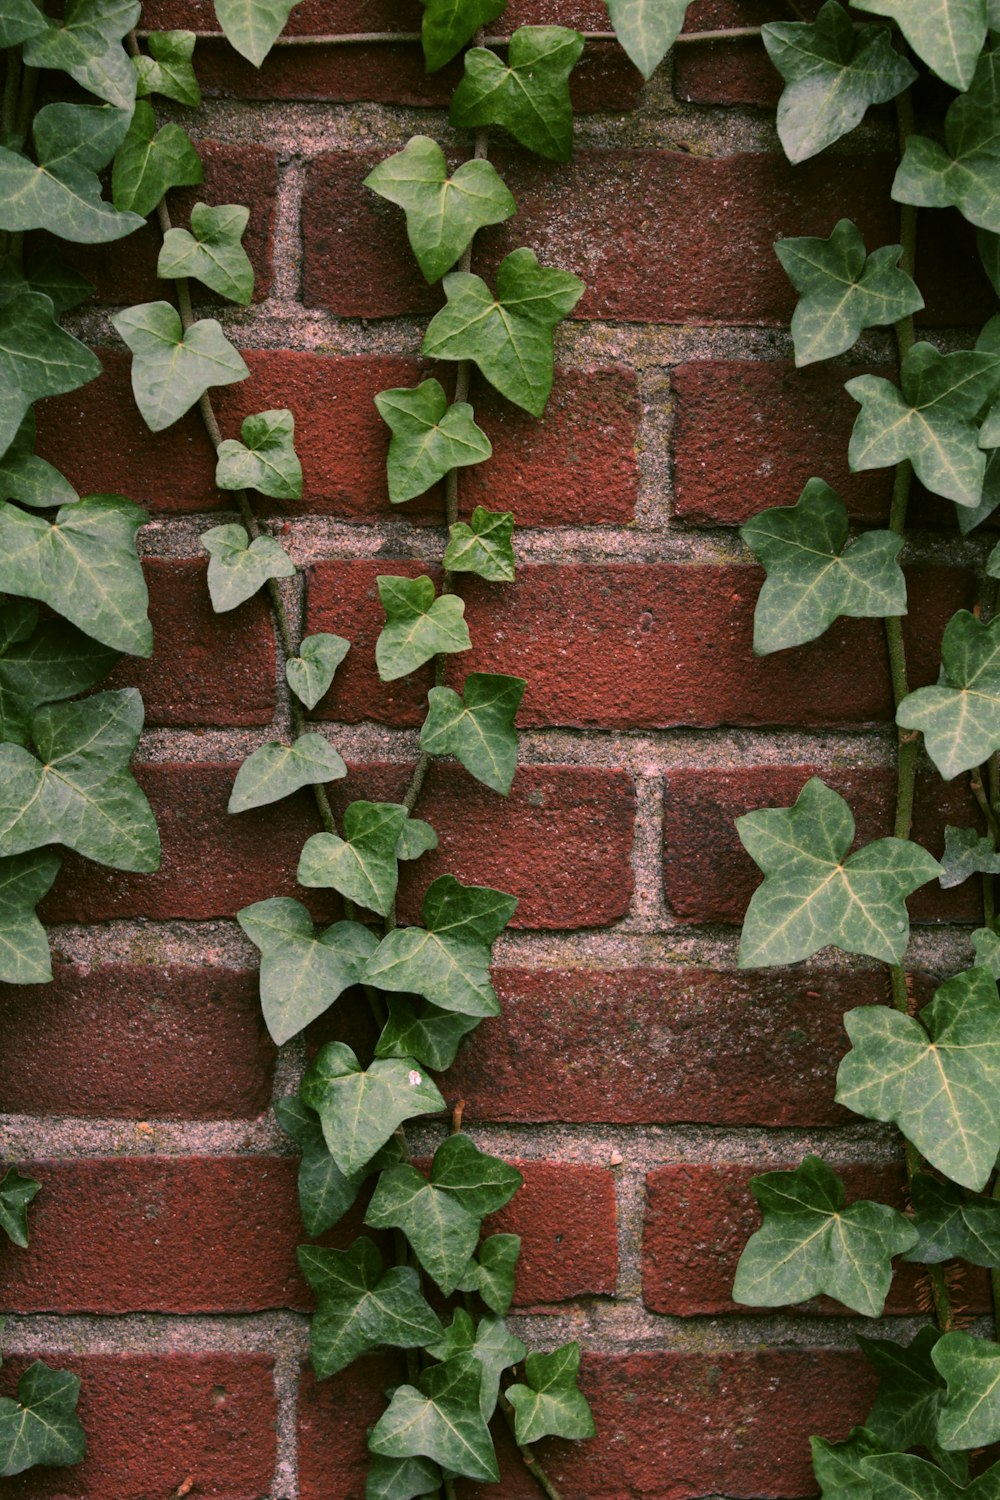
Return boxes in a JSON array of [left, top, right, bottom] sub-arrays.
[[974, 925, 1000, 977], [213, 0, 299, 67], [375, 574, 471, 682], [375, 380, 492, 505], [365, 138, 516, 285], [369, 1358, 499, 1483], [274, 1096, 367, 1236], [443, 507, 515, 583], [732, 1154, 916, 1317], [837, 967, 1000, 1190], [0, 494, 151, 656], [939, 825, 1000, 888], [216, 409, 302, 499], [893, 53, 1000, 234], [285, 633, 349, 709], [0, 689, 159, 871], [420, 672, 524, 795], [201, 523, 295, 612], [0, 1166, 41, 1248], [112, 99, 203, 217], [846, 343, 1000, 507], [0, 412, 78, 510], [775, 220, 924, 367], [424, 249, 584, 419], [0, 247, 94, 318], [365, 1163, 484, 1295], [300, 1041, 446, 1175], [0, 602, 116, 746], [852, 0, 988, 91], [297, 801, 409, 917], [860, 1331, 965, 1483], [363, 874, 517, 1018], [506, 1343, 596, 1445], [396, 817, 437, 861], [741, 480, 905, 654], [905, 1172, 1000, 1267], [0, 0, 47, 49], [933, 1332, 1000, 1451], [114, 301, 249, 432], [0, 1361, 85, 1477], [24, 0, 140, 110], [866, 1454, 1000, 1500], [456, 1232, 521, 1315], [158, 202, 254, 306], [450, 26, 585, 163], [426, 1308, 526, 1421], [365, 1453, 441, 1500], [430, 1133, 522, 1215], [237, 900, 377, 1045], [897, 611, 1000, 780], [299, 1237, 443, 1380], [375, 996, 482, 1072], [737, 777, 940, 968], [228, 734, 346, 814], [605, 0, 690, 80], [418, 0, 507, 72], [134, 30, 201, 106], [762, 1, 915, 164], [811, 1427, 883, 1500], [0, 104, 143, 242], [0, 851, 62, 985], [0, 292, 103, 459]]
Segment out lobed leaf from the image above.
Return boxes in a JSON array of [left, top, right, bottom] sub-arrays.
[[939, 824, 1000, 888], [0, 1166, 41, 1248], [443, 506, 515, 582], [905, 1172, 1000, 1267], [237, 900, 378, 1045], [114, 301, 249, 432], [215, 409, 302, 498], [112, 100, 203, 217], [893, 53, 1000, 234], [860, 1330, 964, 1482], [368, 1357, 500, 1483], [375, 996, 482, 1072], [0, 0, 47, 49], [134, 30, 201, 106], [853, 0, 988, 91], [375, 574, 471, 682], [0, 1362, 85, 1477], [0, 103, 142, 243], [420, 672, 524, 794], [450, 26, 585, 162], [375, 380, 492, 504], [297, 801, 409, 917], [456, 1232, 521, 1314], [506, 1343, 596, 1444], [897, 611, 1000, 780], [299, 1237, 442, 1380], [24, 0, 140, 110], [426, 1308, 526, 1420], [365, 1163, 484, 1295], [158, 202, 254, 305], [300, 1042, 445, 1176], [201, 523, 295, 612], [286, 633, 349, 709]]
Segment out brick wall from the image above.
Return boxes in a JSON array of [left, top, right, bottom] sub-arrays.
[[1, 3, 984, 1497]]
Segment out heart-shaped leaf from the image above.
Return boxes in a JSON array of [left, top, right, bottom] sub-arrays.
[[229, 734, 346, 813], [114, 301, 249, 432], [420, 673, 524, 794], [298, 1237, 443, 1379], [216, 409, 302, 498], [375, 574, 471, 682], [297, 801, 409, 917], [237, 900, 378, 1045], [201, 523, 295, 612], [0, 103, 141, 242], [450, 26, 585, 162], [300, 1042, 445, 1175], [134, 29, 201, 106], [456, 1233, 521, 1315], [375, 380, 492, 504], [112, 100, 203, 217], [285, 633, 349, 709], [506, 1343, 595, 1444], [897, 611, 1000, 780], [158, 202, 254, 304], [443, 506, 515, 583]]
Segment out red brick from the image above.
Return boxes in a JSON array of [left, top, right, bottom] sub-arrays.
[[662, 764, 982, 926], [298, 1354, 407, 1500], [305, 558, 969, 729], [487, 1162, 617, 1304], [40, 762, 634, 930], [105, 557, 276, 726], [0, 963, 273, 1119], [449, 965, 891, 1126], [34, 351, 637, 524], [0, 1353, 276, 1498], [675, 1, 816, 108], [303, 146, 898, 320]]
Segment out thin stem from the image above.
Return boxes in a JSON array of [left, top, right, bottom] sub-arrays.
[[135, 25, 766, 46], [498, 1393, 565, 1500]]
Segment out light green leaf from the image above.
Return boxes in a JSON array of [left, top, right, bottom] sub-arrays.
[[866, 1454, 1000, 1500], [369, 1358, 499, 1483], [506, 1343, 596, 1445], [426, 1308, 526, 1421], [228, 734, 345, 814], [0, 851, 61, 985], [897, 611, 1000, 779], [112, 99, 203, 217], [0, 292, 102, 459], [134, 30, 201, 106], [0, 0, 47, 49], [365, 1454, 441, 1500], [216, 409, 302, 498], [860, 1330, 965, 1483], [0, 104, 143, 242], [213, 0, 299, 66], [732, 1154, 916, 1317], [0, 1362, 85, 1477], [837, 967, 1000, 1190], [24, 0, 140, 109], [811, 1427, 882, 1500], [158, 202, 254, 305], [375, 996, 482, 1072], [450, 26, 585, 163], [424, 249, 584, 419], [456, 1232, 521, 1315], [297, 801, 408, 917], [741, 479, 905, 654], [762, 1, 915, 164], [419, 672, 524, 795], [0, 689, 159, 872], [375, 574, 471, 682], [0, 494, 151, 656], [939, 824, 1000, 888], [365, 138, 516, 285], [113, 301, 249, 432], [775, 219, 924, 367], [274, 1096, 368, 1237], [299, 1237, 443, 1380], [443, 506, 515, 583], [738, 776, 940, 968], [418, 0, 507, 72], [846, 342, 1000, 506], [237, 900, 377, 1045], [363, 873, 517, 1018], [974, 925, 1000, 977], [853, 0, 988, 91], [375, 380, 491, 504], [0, 1167, 41, 1248], [300, 1041, 446, 1176], [365, 1163, 484, 1295], [0, 412, 78, 510], [201, 523, 295, 612], [286, 633, 349, 709], [934, 1331, 1000, 1451], [893, 53, 1000, 234], [905, 1172, 1000, 1267], [605, 0, 690, 80]]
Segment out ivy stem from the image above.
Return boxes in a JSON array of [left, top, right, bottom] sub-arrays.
[[135, 26, 767, 47]]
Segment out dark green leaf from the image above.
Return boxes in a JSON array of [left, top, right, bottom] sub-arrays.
[[811, 1427, 882, 1500], [0, 292, 102, 458], [0, 0, 47, 49], [375, 380, 492, 504], [237, 900, 377, 1045], [430, 1133, 522, 1218], [897, 611, 1000, 779], [0, 1167, 41, 1248], [365, 1453, 441, 1500], [456, 1232, 520, 1314], [418, 0, 506, 72], [375, 574, 471, 682], [0, 248, 94, 317], [866, 1454, 999, 1500], [934, 1331, 1000, 1450], [134, 30, 201, 106], [158, 202, 254, 305], [216, 409, 302, 498], [274, 1096, 366, 1236], [0, 104, 142, 242], [297, 801, 409, 917], [24, 0, 140, 110], [974, 925, 1000, 977], [853, 0, 988, 91], [420, 672, 524, 795], [450, 26, 584, 162], [860, 1330, 965, 1482], [939, 824, 1000, 888], [396, 817, 437, 861], [0, 1362, 85, 1477], [213, 0, 299, 67], [426, 1308, 526, 1420], [0, 601, 118, 747], [114, 301, 249, 432], [0, 412, 78, 509], [906, 1172, 1000, 1267], [893, 53, 1000, 234], [506, 1343, 595, 1444], [201, 523, 295, 612], [605, 0, 690, 80], [365, 1163, 484, 1295], [0, 851, 61, 984], [112, 100, 203, 217], [443, 506, 515, 583], [286, 633, 349, 709], [229, 734, 346, 813], [300, 1042, 445, 1175], [369, 1358, 499, 1483], [375, 996, 482, 1072], [299, 1237, 443, 1379]]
